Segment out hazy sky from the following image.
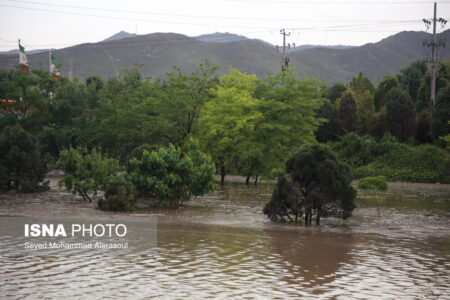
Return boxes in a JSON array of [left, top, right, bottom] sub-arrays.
[[0, 0, 449, 52]]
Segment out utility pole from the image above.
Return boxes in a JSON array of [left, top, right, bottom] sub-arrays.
[[280, 29, 290, 74], [430, 2, 437, 113], [423, 2, 447, 114]]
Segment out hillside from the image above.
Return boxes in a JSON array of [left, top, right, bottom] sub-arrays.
[[0, 30, 448, 84]]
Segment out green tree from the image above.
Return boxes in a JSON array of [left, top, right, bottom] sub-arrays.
[[430, 83, 450, 140], [337, 91, 358, 132], [198, 68, 261, 183], [315, 99, 340, 142], [264, 144, 356, 225], [385, 87, 416, 142], [348, 73, 375, 134], [155, 60, 219, 145], [398, 59, 427, 104], [375, 75, 400, 111], [57, 147, 122, 202], [128, 138, 216, 206], [325, 82, 346, 104], [415, 108, 432, 144], [0, 124, 48, 192]]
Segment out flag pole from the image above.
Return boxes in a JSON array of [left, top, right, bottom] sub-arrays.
[[18, 39, 22, 102]]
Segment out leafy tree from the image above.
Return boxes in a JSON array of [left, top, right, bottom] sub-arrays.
[[98, 177, 137, 211], [337, 91, 358, 132], [430, 83, 450, 139], [416, 61, 450, 112], [348, 73, 375, 134], [325, 82, 346, 104], [315, 99, 340, 142], [57, 147, 122, 202], [156, 60, 219, 145], [385, 87, 416, 142], [128, 138, 216, 206], [253, 69, 323, 178], [375, 75, 400, 111], [368, 107, 386, 138], [264, 144, 356, 225], [0, 124, 48, 192], [415, 109, 432, 144], [198, 69, 261, 183], [398, 59, 427, 104]]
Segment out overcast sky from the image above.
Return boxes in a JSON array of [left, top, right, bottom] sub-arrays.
[[0, 0, 449, 52]]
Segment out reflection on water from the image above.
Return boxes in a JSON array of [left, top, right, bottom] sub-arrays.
[[0, 182, 449, 299]]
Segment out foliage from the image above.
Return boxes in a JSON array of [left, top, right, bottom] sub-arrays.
[[98, 177, 137, 211], [128, 138, 216, 206], [0, 124, 48, 192], [357, 176, 387, 190], [315, 99, 340, 142], [57, 147, 122, 202], [430, 83, 450, 139], [337, 91, 358, 133], [348, 73, 375, 134], [325, 82, 346, 104], [354, 144, 448, 183], [385, 87, 416, 142], [375, 75, 400, 111], [398, 59, 427, 104], [264, 144, 356, 225], [415, 109, 432, 144]]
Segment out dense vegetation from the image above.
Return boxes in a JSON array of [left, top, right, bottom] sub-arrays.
[[0, 59, 449, 205], [264, 144, 356, 224]]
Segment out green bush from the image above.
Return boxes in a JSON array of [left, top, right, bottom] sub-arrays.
[[330, 133, 449, 183], [57, 147, 122, 202], [127, 137, 216, 207], [0, 124, 49, 192], [98, 178, 136, 211], [357, 176, 388, 190]]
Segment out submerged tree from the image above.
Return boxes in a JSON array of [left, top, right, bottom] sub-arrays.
[[263, 144, 356, 225], [0, 124, 48, 192]]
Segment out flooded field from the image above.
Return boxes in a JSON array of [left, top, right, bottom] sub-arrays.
[[0, 179, 449, 299]]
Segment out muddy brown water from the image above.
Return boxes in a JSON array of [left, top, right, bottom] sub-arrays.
[[0, 178, 449, 299]]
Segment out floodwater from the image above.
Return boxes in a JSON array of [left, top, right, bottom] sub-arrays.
[[0, 179, 449, 299]]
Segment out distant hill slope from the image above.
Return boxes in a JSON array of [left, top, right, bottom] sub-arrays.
[[0, 30, 448, 85]]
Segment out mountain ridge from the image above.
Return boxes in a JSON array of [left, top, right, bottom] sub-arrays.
[[0, 30, 448, 85]]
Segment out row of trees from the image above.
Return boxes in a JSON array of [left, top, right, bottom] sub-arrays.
[[0, 61, 325, 187], [316, 60, 449, 144]]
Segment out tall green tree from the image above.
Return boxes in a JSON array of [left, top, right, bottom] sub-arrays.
[[337, 91, 358, 133], [198, 69, 261, 183], [430, 83, 450, 140], [398, 59, 428, 104], [348, 73, 375, 134], [385, 87, 416, 142], [375, 75, 400, 111]]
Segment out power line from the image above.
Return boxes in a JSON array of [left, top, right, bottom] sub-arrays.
[[6, 0, 441, 23]]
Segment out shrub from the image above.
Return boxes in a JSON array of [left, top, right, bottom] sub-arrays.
[[98, 178, 136, 211], [0, 124, 48, 192], [357, 176, 388, 190], [128, 137, 216, 207], [57, 147, 122, 201]]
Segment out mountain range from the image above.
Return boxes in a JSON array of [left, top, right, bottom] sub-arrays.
[[0, 30, 448, 85]]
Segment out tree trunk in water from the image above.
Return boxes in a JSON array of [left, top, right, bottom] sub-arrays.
[[316, 210, 321, 225], [220, 166, 226, 185], [245, 175, 250, 186], [254, 175, 259, 186]]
